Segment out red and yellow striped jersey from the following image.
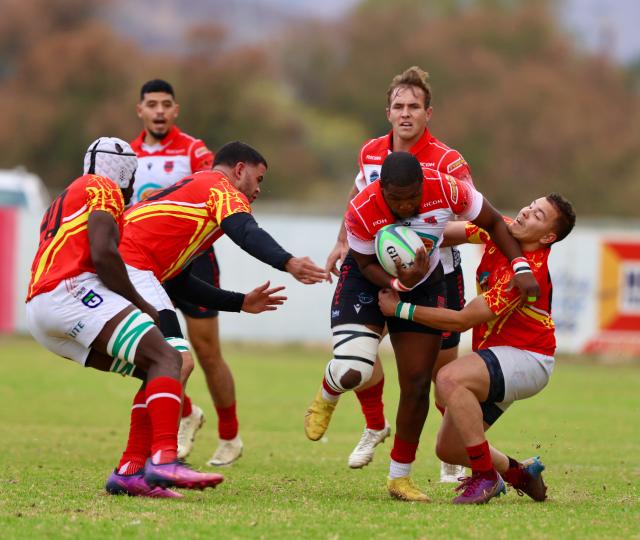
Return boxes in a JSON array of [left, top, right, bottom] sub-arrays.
[[119, 171, 251, 282], [26, 174, 125, 300], [466, 220, 556, 355]]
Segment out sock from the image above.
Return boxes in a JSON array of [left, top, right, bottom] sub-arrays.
[[390, 435, 418, 465], [117, 389, 151, 475], [321, 378, 341, 403], [216, 402, 239, 440], [182, 393, 193, 418], [389, 459, 412, 479], [355, 378, 385, 431], [503, 456, 526, 486], [466, 440, 496, 476], [146, 376, 182, 464]]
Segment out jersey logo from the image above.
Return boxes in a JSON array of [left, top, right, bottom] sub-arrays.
[[164, 160, 174, 173], [424, 216, 437, 225], [446, 176, 459, 204], [195, 146, 209, 158], [81, 290, 103, 308], [146, 162, 152, 170], [369, 170, 379, 183], [447, 157, 467, 173]]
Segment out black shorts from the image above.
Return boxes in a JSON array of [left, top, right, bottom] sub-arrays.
[[441, 265, 465, 350], [477, 348, 506, 426], [330, 252, 446, 335], [170, 246, 221, 319]]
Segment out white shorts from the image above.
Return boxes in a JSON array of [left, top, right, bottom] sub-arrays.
[[126, 266, 174, 312], [477, 346, 555, 425], [26, 272, 131, 365]]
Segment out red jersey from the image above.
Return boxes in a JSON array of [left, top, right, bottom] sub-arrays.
[[354, 128, 473, 273], [119, 171, 251, 282], [466, 221, 556, 355], [130, 126, 213, 203], [345, 170, 483, 286], [26, 174, 125, 300]]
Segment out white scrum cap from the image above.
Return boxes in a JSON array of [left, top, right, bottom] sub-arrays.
[[83, 137, 138, 188]]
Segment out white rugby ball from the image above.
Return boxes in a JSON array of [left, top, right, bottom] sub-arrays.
[[374, 224, 425, 277]]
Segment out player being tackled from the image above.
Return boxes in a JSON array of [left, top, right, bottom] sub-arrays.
[[379, 193, 576, 504]]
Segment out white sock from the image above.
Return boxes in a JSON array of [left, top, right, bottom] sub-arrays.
[[389, 459, 412, 479], [321, 388, 341, 403]]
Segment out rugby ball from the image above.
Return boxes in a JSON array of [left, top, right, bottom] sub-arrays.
[[375, 224, 424, 277]]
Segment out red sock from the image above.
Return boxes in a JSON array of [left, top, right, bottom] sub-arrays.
[[117, 389, 151, 475], [390, 435, 418, 464], [503, 456, 525, 486], [322, 377, 341, 397], [466, 440, 495, 475], [355, 378, 385, 431], [216, 402, 239, 440], [435, 402, 446, 416], [146, 376, 182, 464], [182, 393, 193, 418]]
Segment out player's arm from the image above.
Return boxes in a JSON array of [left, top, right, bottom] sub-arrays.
[[164, 268, 286, 314], [88, 210, 159, 324], [351, 246, 429, 290], [440, 222, 469, 247], [378, 288, 496, 331], [471, 198, 540, 302], [220, 212, 327, 284], [326, 183, 360, 278]]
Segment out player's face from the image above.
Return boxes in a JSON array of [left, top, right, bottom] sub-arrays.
[[382, 182, 423, 219], [235, 162, 267, 203], [136, 92, 180, 142], [510, 197, 558, 245], [386, 86, 432, 145]]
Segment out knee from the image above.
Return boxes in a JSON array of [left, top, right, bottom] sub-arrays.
[[435, 365, 460, 403], [324, 360, 372, 392], [399, 372, 431, 401]]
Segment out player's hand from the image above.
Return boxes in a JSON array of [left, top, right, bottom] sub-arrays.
[[285, 257, 329, 284], [378, 288, 401, 317], [241, 281, 287, 314], [510, 271, 541, 304], [325, 239, 349, 282], [394, 246, 430, 289]]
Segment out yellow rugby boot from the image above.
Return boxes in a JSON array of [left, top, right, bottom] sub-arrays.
[[387, 476, 431, 502], [304, 389, 338, 441]]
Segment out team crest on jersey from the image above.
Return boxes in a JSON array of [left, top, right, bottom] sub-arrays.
[[369, 170, 380, 183], [424, 216, 437, 225], [146, 162, 153, 170], [81, 290, 103, 308], [164, 161, 174, 173], [446, 176, 459, 204]]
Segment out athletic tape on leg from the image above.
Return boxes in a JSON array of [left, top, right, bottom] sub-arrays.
[[107, 309, 155, 375], [325, 324, 380, 393], [165, 336, 191, 353]]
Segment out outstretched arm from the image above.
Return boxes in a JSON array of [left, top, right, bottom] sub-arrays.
[[378, 288, 495, 331]]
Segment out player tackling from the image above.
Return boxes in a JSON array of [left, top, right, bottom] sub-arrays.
[[379, 193, 576, 504]]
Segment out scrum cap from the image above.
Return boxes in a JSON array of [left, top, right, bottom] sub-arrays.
[[83, 137, 138, 188]]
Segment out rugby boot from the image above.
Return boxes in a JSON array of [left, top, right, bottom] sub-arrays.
[[105, 470, 183, 498], [207, 436, 244, 467], [387, 476, 431, 502], [304, 389, 337, 441], [452, 471, 506, 504], [510, 456, 548, 502], [348, 421, 391, 469], [177, 404, 205, 459], [439, 461, 466, 483], [143, 459, 224, 490]]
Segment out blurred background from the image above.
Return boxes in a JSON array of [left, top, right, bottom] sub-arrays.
[[1, 0, 639, 354]]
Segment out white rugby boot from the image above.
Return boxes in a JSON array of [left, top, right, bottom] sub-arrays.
[[439, 461, 466, 483], [177, 404, 205, 460], [347, 420, 391, 469], [207, 435, 243, 467]]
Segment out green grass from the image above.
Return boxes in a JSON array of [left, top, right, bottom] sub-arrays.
[[0, 335, 639, 539]]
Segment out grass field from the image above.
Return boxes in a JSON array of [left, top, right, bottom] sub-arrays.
[[0, 335, 638, 539]]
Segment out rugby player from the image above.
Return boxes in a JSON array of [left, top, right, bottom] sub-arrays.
[[317, 151, 539, 501], [25, 138, 227, 497], [379, 193, 576, 503], [131, 79, 240, 466], [308, 66, 474, 480]]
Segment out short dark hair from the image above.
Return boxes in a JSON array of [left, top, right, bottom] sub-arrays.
[[546, 193, 576, 243], [380, 152, 423, 188], [213, 141, 268, 168], [140, 79, 175, 101]]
